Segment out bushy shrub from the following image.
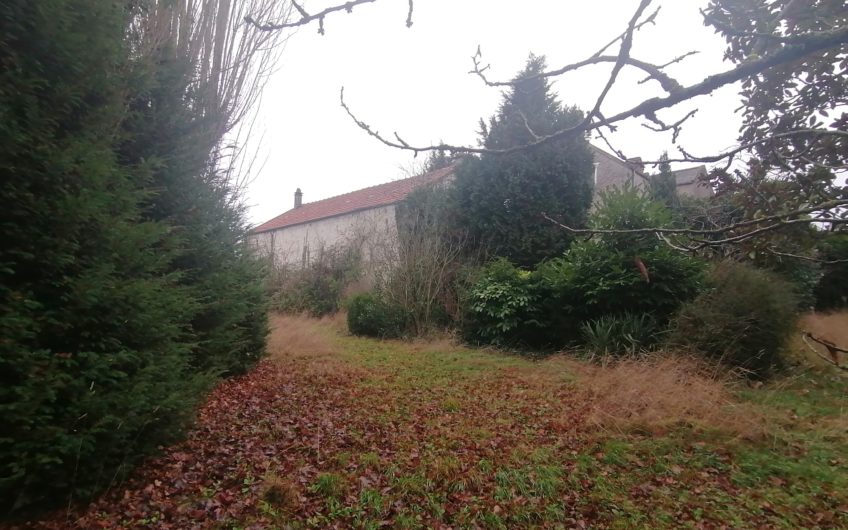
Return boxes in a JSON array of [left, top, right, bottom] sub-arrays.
[[532, 186, 706, 345], [814, 232, 848, 310], [346, 293, 409, 338], [379, 185, 466, 336], [554, 242, 705, 323], [581, 312, 659, 356], [270, 247, 361, 316], [669, 261, 798, 378], [461, 188, 706, 349], [462, 259, 544, 346]]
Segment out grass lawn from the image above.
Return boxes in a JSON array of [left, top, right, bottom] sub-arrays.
[[22, 313, 848, 529]]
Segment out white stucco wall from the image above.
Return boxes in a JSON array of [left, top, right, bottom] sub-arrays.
[[249, 205, 399, 269]]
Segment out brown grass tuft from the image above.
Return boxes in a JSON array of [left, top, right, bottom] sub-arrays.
[[260, 474, 299, 510], [562, 354, 764, 438], [267, 313, 340, 358]]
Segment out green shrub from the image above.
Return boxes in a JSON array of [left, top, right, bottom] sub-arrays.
[[461, 259, 546, 346], [346, 293, 409, 339], [565, 185, 706, 324], [669, 261, 798, 378], [581, 312, 659, 356], [814, 233, 848, 310], [554, 242, 705, 323]]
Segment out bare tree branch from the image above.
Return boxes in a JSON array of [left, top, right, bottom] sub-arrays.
[[473, 54, 684, 95], [540, 197, 848, 249], [343, 23, 848, 157], [642, 109, 698, 143], [657, 129, 848, 165], [768, 249, 848, 265], [802, 332, 848, 371], [246, 0, 383, 34]]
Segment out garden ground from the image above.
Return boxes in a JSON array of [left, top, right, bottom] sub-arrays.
[[18, 313, 848, 529]]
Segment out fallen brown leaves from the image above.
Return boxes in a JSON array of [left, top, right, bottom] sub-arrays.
[[11, 315, 844, 529]]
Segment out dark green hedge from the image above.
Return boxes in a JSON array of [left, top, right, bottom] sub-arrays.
[[0, 0, 267, 514]]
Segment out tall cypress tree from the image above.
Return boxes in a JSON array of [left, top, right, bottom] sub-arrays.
[[0, 0, 268, 513], [649, 152, 679, 209], [0, 0, 211, 512], [451, 55, 594, 267], [119, 45, 268, 376]]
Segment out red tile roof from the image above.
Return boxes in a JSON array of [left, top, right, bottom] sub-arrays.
[[251, 165, 455, 234]]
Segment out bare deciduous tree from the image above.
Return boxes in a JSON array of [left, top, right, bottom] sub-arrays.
[[246, 0, 847, 258], [134, 0, 294, 199]]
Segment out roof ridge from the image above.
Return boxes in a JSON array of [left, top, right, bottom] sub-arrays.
[[250, 164, 456, 234], [295, 164, 453, 209]]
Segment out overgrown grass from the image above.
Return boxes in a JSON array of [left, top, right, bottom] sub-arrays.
[[44, 311, 847, 528], [256, 311, 847, 528]]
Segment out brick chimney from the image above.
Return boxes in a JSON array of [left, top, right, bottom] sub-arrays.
[[294, 188, 303, 208]]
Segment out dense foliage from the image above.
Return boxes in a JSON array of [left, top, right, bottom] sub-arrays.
[[0, 0, 267, 514], [450, 55, 594, 267], [814, 232, 848, 310], [670, 261, 798, 378], [346, 293, 408, 339], [462, 187, 705, 349], [462, 259, 542, 347]]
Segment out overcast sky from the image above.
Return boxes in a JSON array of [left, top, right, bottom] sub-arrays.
[[245, 0, 744, 225]]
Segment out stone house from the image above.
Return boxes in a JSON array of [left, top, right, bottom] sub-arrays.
[[249, 145, 710, 267]]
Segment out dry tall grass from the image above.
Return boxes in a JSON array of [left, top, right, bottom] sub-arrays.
[[792, 311, 848, 369], [267, 313, 363, 379], [557, 354, 764, 438], [800, 311, 848, 346]]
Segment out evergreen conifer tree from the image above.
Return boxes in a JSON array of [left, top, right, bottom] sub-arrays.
[[0, 0, 268, 513], [451, 54, 594, 267], [649, 152, 679, 209], [0, 0, 210, 511]]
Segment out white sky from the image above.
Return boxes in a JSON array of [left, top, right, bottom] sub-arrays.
[[245, 0, 744, 225]]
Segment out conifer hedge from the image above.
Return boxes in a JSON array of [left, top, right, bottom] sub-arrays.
[[0, 0, 267, 514]]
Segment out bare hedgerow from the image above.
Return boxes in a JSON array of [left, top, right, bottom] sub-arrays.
[[371, 184, 472, 336]]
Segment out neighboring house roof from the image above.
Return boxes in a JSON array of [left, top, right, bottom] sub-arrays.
[[671, 165, 712, 198], [589, 144, 711, 197], [253, 146, 713, 235], [251, 165, 454, 234]]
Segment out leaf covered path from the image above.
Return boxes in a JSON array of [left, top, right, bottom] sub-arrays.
[[18, 315, 848, 529]]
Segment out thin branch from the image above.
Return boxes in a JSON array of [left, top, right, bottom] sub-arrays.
[[472, 54, 684, 95], [642, 109, 698, 143], [344, 23, 848, 156], [593, 127, 629, 161], [769, 249, 848, 264], [802, 332, 848, 371], [655, 129, 848, 164], [805, 332, 848, 354], [246, 0, 380, 33], [540, 198, 848, 238]]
